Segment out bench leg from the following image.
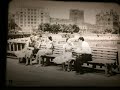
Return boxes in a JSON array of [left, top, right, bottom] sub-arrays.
[[105, 64, 112, 77], [41, 57, 45, 66], [25, 57, 29, 65], [62, 62, 66, 71], [45, 57, 50, 66], [38, 56, 42, 65], [66, 62, 70, 72], [66, 60, 74, 72], [30, 57, 32, 65]]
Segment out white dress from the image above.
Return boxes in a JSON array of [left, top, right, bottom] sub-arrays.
[[35, 40, 53, 58], [53, 42, 73, 64]]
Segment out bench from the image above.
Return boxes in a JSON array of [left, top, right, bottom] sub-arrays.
[[41, 44, 119, 76], [41, 44, 64, 66], [68, 47, 118, 76]]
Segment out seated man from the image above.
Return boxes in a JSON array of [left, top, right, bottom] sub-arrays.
[[74, 37, 92, 74]]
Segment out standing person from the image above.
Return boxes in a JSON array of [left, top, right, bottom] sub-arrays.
[[35, 36, 54, 65], [74, 37, 92, 74], [53, 38, 74, 65]]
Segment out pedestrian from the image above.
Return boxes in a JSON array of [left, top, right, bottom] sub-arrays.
[[74, 37, 92, 74]]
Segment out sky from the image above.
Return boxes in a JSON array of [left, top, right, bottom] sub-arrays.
[[9, 0, 120, 24]]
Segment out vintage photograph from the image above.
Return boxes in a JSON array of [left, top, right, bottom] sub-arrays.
[[6, 0, 120, 87]]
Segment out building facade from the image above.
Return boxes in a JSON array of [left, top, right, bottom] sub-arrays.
[[96, 9, 119, 34], [69, 9, 84, 25], [14, 7, 50, 32]]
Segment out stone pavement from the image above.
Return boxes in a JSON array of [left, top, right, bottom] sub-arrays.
[[6, 58, 120, 87]]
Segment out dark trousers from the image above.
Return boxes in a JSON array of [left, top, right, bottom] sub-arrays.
[[32, 48, 39, 57], [74, 54, 92, 73]]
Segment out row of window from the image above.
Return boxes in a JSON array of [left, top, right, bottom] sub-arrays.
[[20, 12, 37, 14], [20, 22, 37, 24], [19, 15, 44, 18], [20, 9, 39, 12], [19, 19, 37, 21], [20, 24, 37, 27], [19, 12, 43, 15], [97, 23, 112, 25]]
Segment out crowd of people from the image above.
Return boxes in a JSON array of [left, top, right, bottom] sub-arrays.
[[16, 32, 92, 75]]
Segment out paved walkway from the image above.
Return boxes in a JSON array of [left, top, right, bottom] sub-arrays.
[[6, 58, 120, 87]]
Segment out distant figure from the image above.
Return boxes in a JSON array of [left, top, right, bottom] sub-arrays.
[[35, 36, 54, 65], [74, 37, 92, 74], [53, 38, 74, 64]]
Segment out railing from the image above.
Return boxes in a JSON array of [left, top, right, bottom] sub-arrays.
[[7, 38, 28, 58]]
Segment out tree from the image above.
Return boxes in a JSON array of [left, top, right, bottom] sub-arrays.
[[72, 24, 80, 33], [104, 29, 112, 34]]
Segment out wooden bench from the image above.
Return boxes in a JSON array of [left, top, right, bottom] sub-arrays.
[[68, 47, 118, 76], [41, 44, 64, 66]]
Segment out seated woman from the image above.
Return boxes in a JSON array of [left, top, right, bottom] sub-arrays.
[[35, 36, 54, 65], [52, 38, 75, 69]]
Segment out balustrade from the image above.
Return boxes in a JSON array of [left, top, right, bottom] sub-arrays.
[[7, 40, 26, 52]]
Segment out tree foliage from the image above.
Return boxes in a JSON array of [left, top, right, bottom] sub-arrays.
[[38, 23, 80, 33]]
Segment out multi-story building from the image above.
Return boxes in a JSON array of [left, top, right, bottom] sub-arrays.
[[96, 9, 119, 34], [69, 9, 84, 25], [14, 7, 50, 32]]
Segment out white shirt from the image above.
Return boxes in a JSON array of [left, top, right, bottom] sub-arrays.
[[34, 40, 42, 49], [81, 41, 91, 54], [46, 40, 53, 49]]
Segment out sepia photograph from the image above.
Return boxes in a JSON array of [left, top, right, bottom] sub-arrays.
[[6, 0, 120, 87]]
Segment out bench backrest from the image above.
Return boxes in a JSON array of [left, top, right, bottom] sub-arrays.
[[91, 47, 118, 65], [52, 44, 64, 54]]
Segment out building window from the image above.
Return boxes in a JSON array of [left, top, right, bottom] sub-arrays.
[[20, 12, 23, 14], [41, 13, 43, 15], [28, 22, 30, 24], [34, 22, 36, 24], [108, 18, 110, 21], [31, 22, 33, 24], [31, 19, 33, 21]]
